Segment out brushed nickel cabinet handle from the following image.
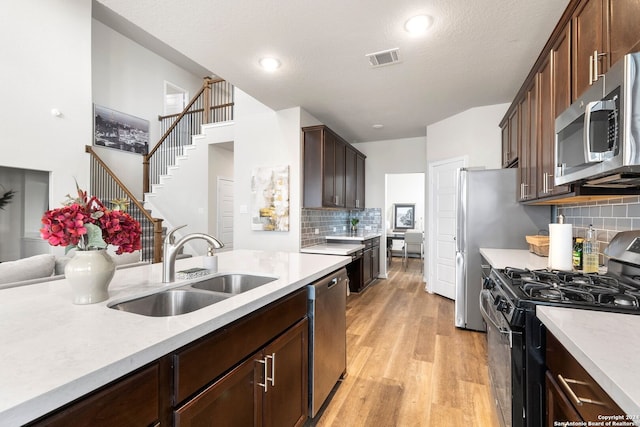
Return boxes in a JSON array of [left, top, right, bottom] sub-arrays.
[[267, 353, 276, 386], [557, 374, 606, 407], [257, 357, 268, 392]]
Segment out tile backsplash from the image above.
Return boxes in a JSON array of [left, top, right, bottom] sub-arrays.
[[557, 196, 640, 264], [301, 208, 382, 247]]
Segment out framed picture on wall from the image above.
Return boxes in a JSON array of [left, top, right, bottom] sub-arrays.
[[93, 104, 149, 155], [393, 203, 415, 230]]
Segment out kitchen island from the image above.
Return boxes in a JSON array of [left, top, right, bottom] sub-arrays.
[[0, 250, 350, 426]]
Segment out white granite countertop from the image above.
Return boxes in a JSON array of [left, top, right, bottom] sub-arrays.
[[479, 248, 550, 270], [0, 250, 350, 427], [300, 242, 364, 256], [325, 232, 381, 242], [537, 306, 640, 418]]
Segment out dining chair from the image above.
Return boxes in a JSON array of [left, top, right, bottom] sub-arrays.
[[403, 230, 424, 270]]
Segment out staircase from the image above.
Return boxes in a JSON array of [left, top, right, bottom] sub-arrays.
[[87, 78, 234, 263]]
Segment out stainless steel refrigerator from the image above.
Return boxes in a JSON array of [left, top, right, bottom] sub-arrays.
[[454, 168, 550, 331]]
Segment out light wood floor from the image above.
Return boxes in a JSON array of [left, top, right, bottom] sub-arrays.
[[314, 257, 500, 427]]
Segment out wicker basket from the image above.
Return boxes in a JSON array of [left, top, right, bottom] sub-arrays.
[[526, 235, 550, 257]]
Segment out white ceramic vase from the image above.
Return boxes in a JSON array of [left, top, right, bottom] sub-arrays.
[[64, 250, 116, 305]]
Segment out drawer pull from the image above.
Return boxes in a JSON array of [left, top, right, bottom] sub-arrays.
[[557, 375, 606, 407]]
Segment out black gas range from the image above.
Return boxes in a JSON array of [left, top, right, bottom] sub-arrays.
[[480, 230, 640, 427]]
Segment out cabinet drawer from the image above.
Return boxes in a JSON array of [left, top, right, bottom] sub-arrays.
[[29, 364, 159, 427], [546, 331, 624, 421], [174, 288, 307, 404]]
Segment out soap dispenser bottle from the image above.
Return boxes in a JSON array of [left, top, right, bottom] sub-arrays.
[[583, 225, 598, 273], [203, 245, 218, 273]]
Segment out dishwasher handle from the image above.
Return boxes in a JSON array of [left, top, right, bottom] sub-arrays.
[[327, 277, 339, 289]]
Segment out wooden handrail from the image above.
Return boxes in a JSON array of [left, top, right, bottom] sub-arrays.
[[157, 102, 235, 122], [86, 145, 164, 263], [143, 77, 227, 194]]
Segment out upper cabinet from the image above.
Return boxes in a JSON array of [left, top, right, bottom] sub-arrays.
[[502, 0, 640, 203], [572, 0, 640, 101], [303, 125, 366, 210]]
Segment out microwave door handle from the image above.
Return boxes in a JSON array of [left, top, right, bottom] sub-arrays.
[[583, 101, 598, 163]]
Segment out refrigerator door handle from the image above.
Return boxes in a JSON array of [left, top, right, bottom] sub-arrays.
[[454, 250, 466, 327]]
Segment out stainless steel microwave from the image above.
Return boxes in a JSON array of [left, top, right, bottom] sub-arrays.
[[555, 52, 640, 187]]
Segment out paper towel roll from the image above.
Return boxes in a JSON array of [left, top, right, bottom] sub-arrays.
[[548, 223, 573, 270]]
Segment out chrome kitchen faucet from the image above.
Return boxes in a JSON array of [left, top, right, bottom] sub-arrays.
[[162, 225, 224, 283]]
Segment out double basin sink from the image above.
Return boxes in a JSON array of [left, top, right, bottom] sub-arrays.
[[108, 274, 277, 317]]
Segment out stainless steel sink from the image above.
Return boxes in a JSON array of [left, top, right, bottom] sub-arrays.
[[109, 289, 230, 317], [190, 274, 277, 294]]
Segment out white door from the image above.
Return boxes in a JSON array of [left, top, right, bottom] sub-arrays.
[[428, 156, 466, 299], [217, 178, 234, 251]]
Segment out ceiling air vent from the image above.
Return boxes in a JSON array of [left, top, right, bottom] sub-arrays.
[[366, 48, 400, 67]]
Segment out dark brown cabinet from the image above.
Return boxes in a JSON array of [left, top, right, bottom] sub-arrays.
[[538, 25, 571, 199], [546, 331, 624, 424], [303, 125, 365, 209], [345, 146, 366, 209], [572, 0, 640, 101], [501, 107, 519, 168], [175, 319, 308, 427], [28, 364, 161, 427], [503, 0, 640, 203]]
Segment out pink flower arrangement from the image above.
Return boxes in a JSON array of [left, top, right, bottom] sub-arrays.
[[40, 184, 142, 254]]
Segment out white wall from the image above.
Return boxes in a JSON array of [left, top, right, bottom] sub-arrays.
[[0, 0, 92, 215], [386, 173, 425, 251], [354, 137, 427, 209], [92, 19, 205, 199], [426, 103, 509, 169], [233, 90, 302, 252]]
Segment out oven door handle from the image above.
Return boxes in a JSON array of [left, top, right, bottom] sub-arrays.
[[479, 289, 512, 346]]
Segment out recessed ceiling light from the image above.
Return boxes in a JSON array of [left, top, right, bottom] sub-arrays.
[[404, 15, 433, 35], [259, 57, 281, 71], [372, 124, 384, 129]]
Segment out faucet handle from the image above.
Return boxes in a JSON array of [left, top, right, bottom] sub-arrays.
[[166, 225, 188, 244]]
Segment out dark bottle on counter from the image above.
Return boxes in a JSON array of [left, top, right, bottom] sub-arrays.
[[573, 238, 583, 270]]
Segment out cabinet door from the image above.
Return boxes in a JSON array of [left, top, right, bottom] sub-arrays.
[[174, 354, 260, 427], [322, 131, 338, 207], [263, 319, 308, 427], [519, 79, 538, 201], [538, 53, 553, 198], [545, 371, 583, 425], [572, 0, 605, 100], [551, 24, 572, 195], [31, 364, 160, 427], [345, 146, 357, 209], [356, 153, 365, 209], [501, 121, 510, 167], [517, 98, 529, 201], [362, 248, 372, 285], [334, 139, 346, 208], [608, 0, 640, 65], [371, 244, 380, 280]]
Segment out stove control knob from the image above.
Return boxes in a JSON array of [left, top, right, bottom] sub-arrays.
[[483, 277, 495, 290], [493, 295, 503, 306], [497, 300, 510, 313]]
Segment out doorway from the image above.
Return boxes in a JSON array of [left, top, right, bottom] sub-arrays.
[[163, 81, 188, 116], [384, 172, 425, 279]]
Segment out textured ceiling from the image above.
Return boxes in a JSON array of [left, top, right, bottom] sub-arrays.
[[96, 0, 570, 143]]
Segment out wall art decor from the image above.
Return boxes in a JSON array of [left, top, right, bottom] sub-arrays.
[[93, 104, 149, 155], [251, 165, 290, 231], [393, 203, 415, 230]]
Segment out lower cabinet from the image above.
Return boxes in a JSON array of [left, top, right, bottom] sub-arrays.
[[28, 287, 311, 427], [546, 331, 624, 424], [175, 319, 308, 427], [28, 364, 161, 427]]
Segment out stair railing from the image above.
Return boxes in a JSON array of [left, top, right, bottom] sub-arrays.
[[143, 77, 234, 194], [86, 146, 164, 263]]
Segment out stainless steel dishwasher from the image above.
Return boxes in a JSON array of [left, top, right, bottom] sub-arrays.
[[307, 268, 348, 418]]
